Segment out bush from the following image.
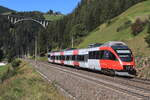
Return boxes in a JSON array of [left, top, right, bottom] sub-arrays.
[[11, 59, 21, 68], [145, 17, 150, 47], [131, 18, 147, 36], [1, 67, 16, 82]]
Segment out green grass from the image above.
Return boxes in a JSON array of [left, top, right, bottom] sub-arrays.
[[0, 66, 8, 72], [36, 56, 47, 62], [0, 65, 9, 78], [78, 0, 150, 56], [0, 61, 68, 100], [29, 56, 48, 62], [44, 14, 64, 21]]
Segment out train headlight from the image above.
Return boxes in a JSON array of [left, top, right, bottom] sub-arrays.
[[123, 65, 133, 71]]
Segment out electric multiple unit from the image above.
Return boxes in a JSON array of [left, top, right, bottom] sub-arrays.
[[48, 41, 136, 77]]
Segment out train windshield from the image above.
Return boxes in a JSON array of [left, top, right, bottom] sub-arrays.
[[116, 50, 133, 62], [112, 45, 133, 62]]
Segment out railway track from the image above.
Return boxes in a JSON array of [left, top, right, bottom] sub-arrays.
[[46, 62, 150, 92], [28, 60, 150, 100], [129, 78, 150, 85]]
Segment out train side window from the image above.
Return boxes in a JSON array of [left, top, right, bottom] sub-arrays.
[[84, 55, 88, 61], [77, 55, 80, 61], [102, 50, 117, 60], [66, 56, 69, 60], [109, 52, 117, 60], [102, 51, 109, 59], [81, 55, 84, 61], [95, 51, 100, 59], [99, 51, 104, 59], [64, 56, 67, 60], [89, 52, 92, 59], [75, 55, 78, 61], [94, 51, 96, 59], [49, 56, 51, 59], [89, 51, 95, 59], [69, 55, 72, 60], [71, 55, 75, 60], [48, 55, 50, 58], [77, 55, 85, 61], [89, 51, 100, 59], [67, 56, 70, 60], [55, 56, 57, 60], [62, 56, 65, 60]]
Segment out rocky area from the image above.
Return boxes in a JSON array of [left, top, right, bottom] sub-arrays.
[[135, 57, 150, 79]]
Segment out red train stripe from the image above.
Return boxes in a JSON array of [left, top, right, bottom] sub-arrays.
[[73, 50, 79, 55]]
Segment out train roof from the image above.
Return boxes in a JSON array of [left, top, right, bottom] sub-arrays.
[[49, 41, 128, 54], [102, 41, 127, 47], [88, 43, 103, 48]]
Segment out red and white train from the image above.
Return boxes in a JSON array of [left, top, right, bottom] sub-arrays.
[[48, 41, 136, 77]]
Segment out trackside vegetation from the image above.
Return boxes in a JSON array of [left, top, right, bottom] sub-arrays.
[[0, 60, 67, 100]]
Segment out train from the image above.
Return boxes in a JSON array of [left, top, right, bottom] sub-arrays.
[[48, 41, 137, 77]]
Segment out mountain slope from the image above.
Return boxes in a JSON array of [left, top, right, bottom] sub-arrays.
[[0, 6, 14, 14], [78, 0, 150, 56]]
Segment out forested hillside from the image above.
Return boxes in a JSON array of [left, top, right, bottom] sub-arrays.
[[0, 6, 14, 14], [0, 0, 144, 60], [78, 0, 150, 56], [46, 0, 143, 49], [0, 10, 60, 61]]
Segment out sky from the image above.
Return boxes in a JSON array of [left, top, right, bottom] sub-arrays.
[[0, 0, 81, 14]]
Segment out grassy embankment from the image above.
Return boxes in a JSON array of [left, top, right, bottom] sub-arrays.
[[78, 0, 150, 56], [0, 61, 67, 100]]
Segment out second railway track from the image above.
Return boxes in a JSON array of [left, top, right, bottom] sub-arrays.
[[28, 60, 150, 100]]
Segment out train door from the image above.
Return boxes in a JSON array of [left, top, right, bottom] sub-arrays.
[[88, 51, 101, 70], [48, 54, 51, 62], [88, 51, 95, 69], [79, 54, 88, 68]]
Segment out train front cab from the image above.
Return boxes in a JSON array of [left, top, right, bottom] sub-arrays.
[[99, 46, 136, 77], [112, 45, 136, 77]]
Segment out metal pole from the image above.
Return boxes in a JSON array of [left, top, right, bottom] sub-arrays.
[[35, 35, 37, 62], [72, 36, 74, 48]]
